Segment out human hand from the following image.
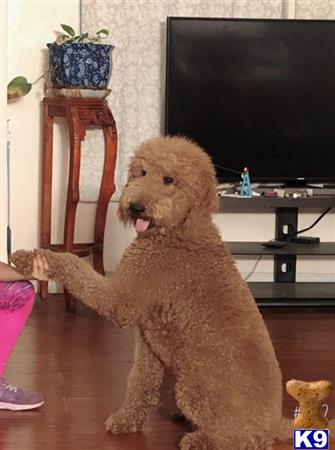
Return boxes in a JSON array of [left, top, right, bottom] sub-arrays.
[[31, 254, 49, 281]]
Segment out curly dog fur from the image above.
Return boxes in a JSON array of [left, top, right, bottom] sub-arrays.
[[12, 136, 291, 450]]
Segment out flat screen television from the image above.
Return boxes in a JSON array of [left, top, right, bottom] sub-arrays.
[[165, 17, 335, 185]]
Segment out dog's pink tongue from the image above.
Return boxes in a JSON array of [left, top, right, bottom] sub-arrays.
[[135, 219, 150, 233]]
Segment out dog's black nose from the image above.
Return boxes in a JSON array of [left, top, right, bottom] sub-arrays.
[[129, 202, 146, 216]]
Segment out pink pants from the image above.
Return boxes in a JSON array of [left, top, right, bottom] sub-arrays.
[[0, 281, 35, 376]]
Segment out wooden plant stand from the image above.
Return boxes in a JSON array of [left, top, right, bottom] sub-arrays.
[[40, 97, 117, 313]]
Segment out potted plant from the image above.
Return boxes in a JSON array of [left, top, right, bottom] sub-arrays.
[[47, 24, 114, 89], [7, 24, 114, 101]]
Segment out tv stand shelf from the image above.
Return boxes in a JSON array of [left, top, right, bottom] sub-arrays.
[[249, 282, 335, 307], [228, 242, 335, 256], [220, 195, 335, 306], [219, 194, 335, 212]]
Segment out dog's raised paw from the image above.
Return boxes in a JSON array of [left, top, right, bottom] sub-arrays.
[[104, 411, 145, 435], [10, 250, 35, 278]]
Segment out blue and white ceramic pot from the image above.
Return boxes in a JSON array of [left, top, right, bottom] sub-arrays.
[[47, 43, 114, 89]]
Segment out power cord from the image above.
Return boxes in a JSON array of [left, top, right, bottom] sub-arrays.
[[244, 255, 262, 281], [286, 207, 332, 239]]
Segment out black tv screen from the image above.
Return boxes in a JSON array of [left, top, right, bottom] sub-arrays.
[[165, 17, 335, 184]]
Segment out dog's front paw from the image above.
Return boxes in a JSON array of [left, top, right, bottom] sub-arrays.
[[104, 410, 146, 435], [11, 250, 36, 278], [11, 249, 65, 282]]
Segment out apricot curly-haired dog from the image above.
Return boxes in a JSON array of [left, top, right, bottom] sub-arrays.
[[12, 136, 291, 450]]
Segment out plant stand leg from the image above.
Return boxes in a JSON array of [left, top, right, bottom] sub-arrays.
[[40, 102, 54, 300], [93, 121, 117, 275], [63, 106, 82, 313]]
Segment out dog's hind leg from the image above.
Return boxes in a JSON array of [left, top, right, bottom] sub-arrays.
[[179, 430, 222, 450], [175, 377, 227, 450], [174, 375, 273, 450], [105, 329, 164, 434]]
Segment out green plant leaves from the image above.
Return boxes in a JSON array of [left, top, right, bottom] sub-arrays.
[[61, 24, 75, 37], [97, 29, 109, 38], [7, 76, 32, 100], [55, 25, 110, 45], [77, 33, 89, 43]]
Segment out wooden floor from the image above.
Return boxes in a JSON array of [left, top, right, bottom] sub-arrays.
[[1, 297, 335, 450]]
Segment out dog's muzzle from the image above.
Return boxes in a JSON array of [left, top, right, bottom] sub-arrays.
[[129, 202, 146, 218], [128, 203, 153, 234]]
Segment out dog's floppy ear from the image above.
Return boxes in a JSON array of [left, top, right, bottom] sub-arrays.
[[204, 180, 219, 213], [200, 172, 219, 213], [196, 153, 219, 214]]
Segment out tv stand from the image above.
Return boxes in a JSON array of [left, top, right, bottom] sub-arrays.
[[221, 194, 335, 306]]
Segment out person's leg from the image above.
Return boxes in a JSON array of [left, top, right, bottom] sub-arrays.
[[0, 281, 44, 410], [0, 281, 35, 375]]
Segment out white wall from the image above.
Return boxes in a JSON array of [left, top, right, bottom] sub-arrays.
[[6, 0, 80, 256]]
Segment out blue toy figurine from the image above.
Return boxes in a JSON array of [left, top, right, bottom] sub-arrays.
[[240, 167, 253, 198]]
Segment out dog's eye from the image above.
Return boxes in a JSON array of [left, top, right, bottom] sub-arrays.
[[163, 176, 174, 185], [141, 169, 146, 176]]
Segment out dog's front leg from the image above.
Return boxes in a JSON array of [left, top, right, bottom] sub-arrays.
[[11, 249, 136, 327], [105, 329, 165, 434]]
